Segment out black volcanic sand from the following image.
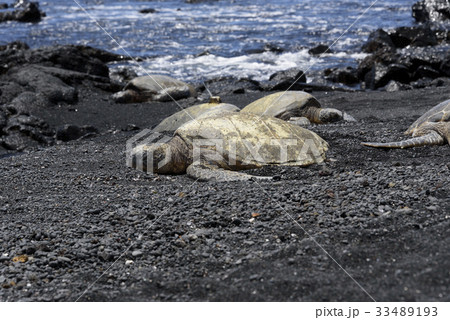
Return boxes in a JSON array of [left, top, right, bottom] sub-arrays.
[[0, 85, 449, 301]]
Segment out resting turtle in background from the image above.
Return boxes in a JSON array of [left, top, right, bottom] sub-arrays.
[[112, 75, 196, 103], [129, 113, 328, 182], [240, 91, 356, 126], [362, 99, 450, 148], [153, 96, 239, 132]]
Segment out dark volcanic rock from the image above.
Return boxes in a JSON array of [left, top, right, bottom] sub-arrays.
[[1, 113, 54, 150], [397, 46, 449, 73], [55, 124, 98, 142], [0, 43, 127, 76], [0, 1, 44, 23], [325, 67, 359, 86], [139, 8, 157, 14], [413, 65, 441, 80], [11, 66, 78, 104], [362, 29, 396, 53], [0, 81, 23, 105], [364, 63, 410, 90], [6, 91, 46, 114], [0, 107, 6, 131], [243, 43, 284, 55], [412, 0, 450, 23], [261, 68, 307, 91], [185, 0, 218, 3], [358, 43, 449, 88], [26, 46, 110, 78], [0, 42, 131, 151], [389, 26, 438, 48], [308, 44, 332, 55], [357, 48, 399, 81], [201, 77, 261, 96], [440, 56, 450, 76]]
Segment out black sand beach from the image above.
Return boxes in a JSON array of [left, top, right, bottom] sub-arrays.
[[1, 81, 449, 301]]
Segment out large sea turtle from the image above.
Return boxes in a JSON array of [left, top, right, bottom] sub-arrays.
[[362, 99, 450, 148], [240, 91, 355, 125], [153, 96, 239, 132], [112, 75, 196, 103], [128, 113, 328, 181]]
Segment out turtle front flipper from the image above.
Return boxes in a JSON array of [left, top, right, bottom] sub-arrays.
[[186, 164, 271, 182], [362, 131, 445, 149]]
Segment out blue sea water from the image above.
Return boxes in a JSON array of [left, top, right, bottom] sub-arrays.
[[0, 0, 418, 81]]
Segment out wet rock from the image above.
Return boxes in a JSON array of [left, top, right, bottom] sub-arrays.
[[185, 0, 218, 3], [244, 43, 284, 55], [139, 8, 157, 14], [0, 1, 44, 23], [389, 26, 438, 48], [308, 44, 332, 55], [412, 0, 450, 23], [324, 67, 359, 86], [55, 124, 98, 142], [362, 29, 395, 53]]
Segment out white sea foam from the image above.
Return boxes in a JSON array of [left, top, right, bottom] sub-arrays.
[[123, 49, 364, 82]]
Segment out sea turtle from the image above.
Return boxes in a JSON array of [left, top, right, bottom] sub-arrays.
[[362, 99, 450, 148], [153, 96, 239, 132], [240, 91, 356, 126], [112, 75, 196, 103], [128, 113, 328, 181]]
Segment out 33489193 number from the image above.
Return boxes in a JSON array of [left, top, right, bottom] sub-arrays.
[[376, 307, 438, 317]]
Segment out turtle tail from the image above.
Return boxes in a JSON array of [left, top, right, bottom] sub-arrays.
[[362, 131, 445, 149]]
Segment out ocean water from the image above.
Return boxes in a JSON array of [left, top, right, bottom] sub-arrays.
[[1, 0, 417, 81]]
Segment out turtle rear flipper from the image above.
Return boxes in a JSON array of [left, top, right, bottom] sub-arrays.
[[362, 131, 445, 149], [186, 164, 271, 182]]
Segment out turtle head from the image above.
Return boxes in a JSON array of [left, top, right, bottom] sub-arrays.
[[128, 136, 189, 174], [318, 108, 343, 123]]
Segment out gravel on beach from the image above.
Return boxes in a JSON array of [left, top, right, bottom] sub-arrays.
[[0, 85, 449, 301]]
